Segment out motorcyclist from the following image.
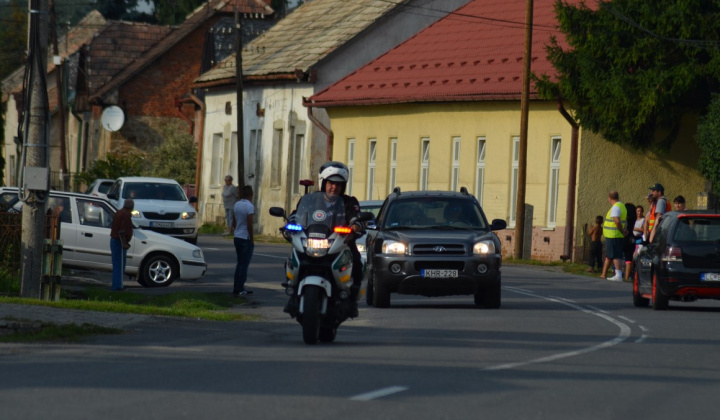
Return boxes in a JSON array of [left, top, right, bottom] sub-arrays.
[[284, 161, 364, 318]]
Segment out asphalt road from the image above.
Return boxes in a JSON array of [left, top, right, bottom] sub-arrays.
[[2, 234, 720, 420]]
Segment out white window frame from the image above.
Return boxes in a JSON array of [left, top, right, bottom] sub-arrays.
[[367, 138, 377, 200], [420, 137, 430, 191], [476, 137, 486, 206], [291, 133, 305, 195], [547, 136, 562, 227], [451, 137, 461, 191], [211, 133, 223, 187], [271, 128, 283, 188], [347, 138, 355, 196], [388, 138, 397, 192], [509, 136, 520, 226]]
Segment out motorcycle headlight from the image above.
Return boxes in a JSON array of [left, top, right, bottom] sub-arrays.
[[382, 240, 407, 255], [473, 240, 495, 255], [182, 211, 197, 220], [131, 209, 142, 218], [306, 238, 330, 257]]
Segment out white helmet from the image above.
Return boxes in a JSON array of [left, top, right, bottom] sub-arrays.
[[319, 161, 349, 192]]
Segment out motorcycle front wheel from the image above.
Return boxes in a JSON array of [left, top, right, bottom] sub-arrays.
[[302, 286, 323, 344]]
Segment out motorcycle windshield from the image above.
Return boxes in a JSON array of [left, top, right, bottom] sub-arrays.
[[295, 192, 346, 230]]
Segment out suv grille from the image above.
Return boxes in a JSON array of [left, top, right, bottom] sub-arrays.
[[413, 244, 466, 255], [144, 212, 180, 220]]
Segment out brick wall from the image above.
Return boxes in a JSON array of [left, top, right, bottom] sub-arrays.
[[119, 18, 220, 119]]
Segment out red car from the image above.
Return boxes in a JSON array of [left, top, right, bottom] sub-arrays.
[[633, 210, 720, 310]]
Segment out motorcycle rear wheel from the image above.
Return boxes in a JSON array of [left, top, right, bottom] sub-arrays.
[[302, 286, 323, 344]]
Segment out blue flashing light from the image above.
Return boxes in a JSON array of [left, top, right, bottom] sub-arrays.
[[285, 223, 303, 231]]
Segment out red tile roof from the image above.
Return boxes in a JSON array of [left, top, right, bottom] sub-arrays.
[[307, 0, 572, 107]]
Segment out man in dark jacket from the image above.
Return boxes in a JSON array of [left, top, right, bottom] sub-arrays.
[[110, 199, 134, 291]]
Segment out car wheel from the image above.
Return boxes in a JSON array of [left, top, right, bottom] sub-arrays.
[[373, 273, 391, 308], [140, 254, 178, 287], [475, 278, 501, 308], [633, 270, 650, 307], [651, 272, 669, 310], [365, 270, 374, 306]]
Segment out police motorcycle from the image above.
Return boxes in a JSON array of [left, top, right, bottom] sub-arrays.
[[269, 192, 372, 345]]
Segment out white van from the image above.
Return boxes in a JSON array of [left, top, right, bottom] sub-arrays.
[[106, 177, 199, 244]]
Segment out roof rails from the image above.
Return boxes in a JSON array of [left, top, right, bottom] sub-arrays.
[[460, 187, 469, 195], [392, 187, 401, 196]]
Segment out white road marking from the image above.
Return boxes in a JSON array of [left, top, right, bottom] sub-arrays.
[[585, 305, 609, 314], [254, 253, 287, 259], [549, 295, 576, 304], [618, 315, 635, 323], [483, 289, 632, 371], [351, 386, 409, 401]]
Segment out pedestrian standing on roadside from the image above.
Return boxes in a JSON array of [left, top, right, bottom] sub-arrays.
[[599, 191, 627, 282], [110, 198, 134, 291], [231, 185, 255, 296], [222, 175, 239, 235], [673, 195, 687, 211], [648, 183, 670, 243], [586, 215, 603, 273]]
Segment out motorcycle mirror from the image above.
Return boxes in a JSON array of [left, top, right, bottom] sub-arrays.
[[269, 207, 286, 218]]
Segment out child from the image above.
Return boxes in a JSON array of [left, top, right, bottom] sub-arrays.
[[586, 215, 603, 273]]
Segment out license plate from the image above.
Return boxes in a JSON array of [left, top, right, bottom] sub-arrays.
[[421, 269, 458, 278], [151, 222, 174, 228], [701, 273, 720, 282]]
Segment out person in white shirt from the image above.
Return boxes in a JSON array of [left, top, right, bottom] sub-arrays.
[[231, 185, 255, 296]]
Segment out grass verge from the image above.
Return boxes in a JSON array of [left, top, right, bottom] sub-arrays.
[[504, 257, 597, 277], [0, 289, 259, 322]]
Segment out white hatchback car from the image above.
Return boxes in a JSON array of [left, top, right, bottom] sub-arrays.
[[106, 177, 199, 244], [1, 188, 206, 287], [84, 178, 115, 199]]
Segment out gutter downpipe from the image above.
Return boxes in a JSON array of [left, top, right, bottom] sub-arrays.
[[305, 99, 333, 161], [558, 98, 579, 262]]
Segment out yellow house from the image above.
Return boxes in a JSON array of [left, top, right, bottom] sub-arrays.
[[306, 0, 706, 262]]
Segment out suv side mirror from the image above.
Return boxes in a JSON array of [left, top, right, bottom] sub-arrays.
[[189, 196, 198, 204], [358, 211, 374, 222], [490, 219, 507, 231], [107, 192, 118, 200]]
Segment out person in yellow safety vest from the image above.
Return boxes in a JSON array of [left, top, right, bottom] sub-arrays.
[[647, 183, 671, 243], [599, 190, 627, 282]]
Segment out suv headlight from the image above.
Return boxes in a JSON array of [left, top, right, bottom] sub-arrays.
[[382, 240, 407, 255], [131, 209, 142, 218], [182, 211, 197, 220], [356, 243, 366, 253], [473, 240, 495, 255]]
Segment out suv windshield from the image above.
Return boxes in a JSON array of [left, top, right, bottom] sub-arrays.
[[382, 197, 486, 229], [122, 182, 187, 201]]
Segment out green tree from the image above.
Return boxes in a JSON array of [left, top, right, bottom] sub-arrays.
[[143, 123, 198, 186], [0, 0, 27, 81], [152, 0, 205, 25], [535, 0, 720, 151], [75, 151, 145, 186], [696, 94, 720, 195]]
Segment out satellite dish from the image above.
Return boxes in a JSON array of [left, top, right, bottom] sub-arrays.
[[101, 106, 125, 132]]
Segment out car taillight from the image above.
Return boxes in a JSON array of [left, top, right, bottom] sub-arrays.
[[661, 246, 683, 262]]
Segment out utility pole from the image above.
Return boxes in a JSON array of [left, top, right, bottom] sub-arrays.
[[49, 0, 68, 191], [235, 7, 246, 188], [20, 0, 50, 298], [514, 0, 533, 259]]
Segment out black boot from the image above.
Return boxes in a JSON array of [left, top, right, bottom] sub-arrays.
[[348, 285, 359, 318]]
